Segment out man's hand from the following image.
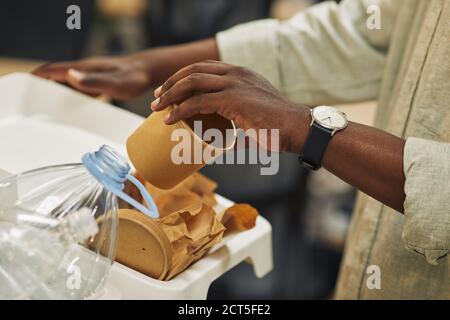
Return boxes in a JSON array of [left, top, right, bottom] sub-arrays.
[[33, 55, 153, 100], [32, 38, 221, 101], [152, 60, 407, 212], [151, 60, 309, 152]]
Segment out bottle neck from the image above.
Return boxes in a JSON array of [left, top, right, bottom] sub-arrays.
[[82, 145, 130, 192], [82, 145, 159, 218]]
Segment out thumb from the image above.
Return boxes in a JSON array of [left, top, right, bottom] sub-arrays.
[[67, 68, 116, 95]]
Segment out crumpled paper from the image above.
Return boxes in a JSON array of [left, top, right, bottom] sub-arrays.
[[120, 172, 225, 280], [119, 172, 258, 280], [156, 202, 225, 280], [143, 172, 218, 218]]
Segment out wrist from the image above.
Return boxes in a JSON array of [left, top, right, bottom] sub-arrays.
[[130, 49, 166, 84], [283, 104, 311, 153], [132, 38, 220, 86]]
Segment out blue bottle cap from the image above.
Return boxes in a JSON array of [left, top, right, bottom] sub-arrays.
[[82, 145, 159, 218]]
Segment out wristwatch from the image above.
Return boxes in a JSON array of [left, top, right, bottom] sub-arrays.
[[298, 106, 348, 170]]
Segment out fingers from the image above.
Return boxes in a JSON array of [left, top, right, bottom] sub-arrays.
[[151, 73, 226, 111], [65, 68, 117, 96], [33, 61, 81, 82], [32, 58, 115, 82], [155, 61, 228, 98], [150, 61, 234, 124], [164, 92, 223, 125]]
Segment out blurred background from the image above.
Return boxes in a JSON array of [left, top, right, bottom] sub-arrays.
[[0, 0, 377, 299]]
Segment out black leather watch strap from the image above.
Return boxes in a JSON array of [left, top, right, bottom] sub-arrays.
[[298, 122, 333, 170]]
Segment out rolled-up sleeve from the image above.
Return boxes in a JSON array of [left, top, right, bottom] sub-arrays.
[[402, 138, 450, 265], [217, 0, 400, 106]]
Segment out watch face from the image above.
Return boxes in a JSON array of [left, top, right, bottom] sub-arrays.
[[311, 106, 348, 130]]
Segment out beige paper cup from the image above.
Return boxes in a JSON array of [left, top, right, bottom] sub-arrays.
[[127, 106, 236, 189]]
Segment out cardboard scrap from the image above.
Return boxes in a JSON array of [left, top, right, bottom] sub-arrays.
[[157, 203, 225, 280], [222, 203, 259, 233], [117, 172, 258, 280]]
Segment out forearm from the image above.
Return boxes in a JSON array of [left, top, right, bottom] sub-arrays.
[[133, 38, 220, 85], [289, 107, 406, 213], [150, 60, 407, 213]]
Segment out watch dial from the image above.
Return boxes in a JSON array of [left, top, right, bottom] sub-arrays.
[[312, 106, 348, 130]]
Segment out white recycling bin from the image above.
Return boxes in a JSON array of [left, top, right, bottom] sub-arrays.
[[0, 73, 273, 300]]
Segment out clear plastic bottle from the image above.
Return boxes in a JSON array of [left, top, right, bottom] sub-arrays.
[[0, 145, 158, 299]]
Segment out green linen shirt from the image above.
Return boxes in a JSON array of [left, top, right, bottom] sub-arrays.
[[216, 0, 450, 299]]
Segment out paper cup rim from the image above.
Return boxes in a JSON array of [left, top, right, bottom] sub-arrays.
[[178, 112, 237, 152]]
